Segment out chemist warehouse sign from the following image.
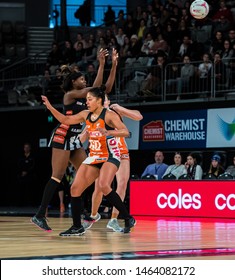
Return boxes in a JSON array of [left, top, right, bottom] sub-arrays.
[[140, 110, 207, 149]]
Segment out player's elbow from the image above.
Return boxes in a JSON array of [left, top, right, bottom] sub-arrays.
[[124, 130, 130, 137]]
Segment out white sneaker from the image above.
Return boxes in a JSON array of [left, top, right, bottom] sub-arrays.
[[82, 213, 101, 230], [106, 218, 123, 232]]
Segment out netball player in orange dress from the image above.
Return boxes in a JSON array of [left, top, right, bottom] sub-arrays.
[[82, 96, 143, 232], [41, 86, 136, 235]]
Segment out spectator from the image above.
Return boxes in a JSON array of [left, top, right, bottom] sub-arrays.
[[227, 29, 235, 45], [140, 32, 155, 56], [39, 69, 52, 95], [148, 14, 162, 40], [119, 35, 131, 67], [122, 34, 142, 79], [84, 63, 97, 86], [149, 33, 169, 56], [133, 5, 143, 24], [184, 152, 203, 180], [168, 5, 180, 27], [115, 10, 125, 29], [94, 29, 105, 47], [73, 33, 87, 51], [164, 23, 179, 60], [159, 7, 170, 27], [166, 61, 181, 97], [103, 5, 116, 27], [162, 152, 187, 179], [229, 41, 235, 87], [176, 55, 195, 100], [74, 0, 91, 27], [48, 67, 64, 103], [196, 53, 212, 95], [225, 156, 235, 177], [62, 40, 76, 65], [205, 154, 225, 178], [212, 1, 234, 26], [213, 15, 232, 35], [108, 36, 121, 53], [213, 52, 227, 90], [176, 19, 191, 43], [17, 142, 38, 206], [176, 35, 194, 61], [83, 38, 97, 68], [46, 42, 64, 75], [140, 54, 166, 96], [104, 28, 114, 42], [221, 40, 233, 67], [70, 63, 80, 72], [106, 37, 120, 68], [141, 150, 168, 180], [141, 10, 152, 29], [136, 18, 148, 42], [96, 36, 108, 55], [210, 31, 224, 56], [180, 7, 191, 26], [127, 34, 142, 58], [115, 27, 126, 48], [123, 13, 136, 39], [74, 42, 85, 69]]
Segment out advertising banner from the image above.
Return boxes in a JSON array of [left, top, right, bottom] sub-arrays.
[[130, 180, 235, 218], [207, 108, 235, 148], [140, 110, 207, 149]]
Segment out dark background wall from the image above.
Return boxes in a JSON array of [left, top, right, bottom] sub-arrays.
[[1, 99, 235, 207], [0, 109, 54, 206], [0, 0, 49, 26]]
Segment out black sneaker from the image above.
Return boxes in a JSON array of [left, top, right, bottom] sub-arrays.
[[59, 225, 85, 236], [31, 216, 52, 232], [123, 216, 136, 233]]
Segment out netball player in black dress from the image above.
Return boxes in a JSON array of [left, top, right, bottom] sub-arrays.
[[31, 49, 118, 231]]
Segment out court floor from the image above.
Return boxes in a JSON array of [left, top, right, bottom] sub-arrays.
[[1, 207, 235, 260]]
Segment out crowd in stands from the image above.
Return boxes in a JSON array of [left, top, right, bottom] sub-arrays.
[[140, 150, 235, 180], [2, 0, 235, 106], [42, 0, 235, 101]]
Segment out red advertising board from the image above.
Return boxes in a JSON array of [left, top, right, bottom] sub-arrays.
[[130, 180, 235, 218]]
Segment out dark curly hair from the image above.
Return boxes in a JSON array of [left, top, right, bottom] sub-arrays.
[[88, 85, 107, 105], [60, 65, 84, 92]]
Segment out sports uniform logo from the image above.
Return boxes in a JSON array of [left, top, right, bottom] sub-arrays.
[[89, 139, 101, 151], [55, 128, 67, 136], [53, 135, 65, 144], [217, 115, 235, 141]]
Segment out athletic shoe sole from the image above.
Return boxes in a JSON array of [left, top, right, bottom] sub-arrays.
[[30, 217, 52, 232]]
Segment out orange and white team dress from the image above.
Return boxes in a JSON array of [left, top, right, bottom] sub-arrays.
[[116, 136, 130, 160], [110, 108, 130, 161], [83, 108, 121, 168]]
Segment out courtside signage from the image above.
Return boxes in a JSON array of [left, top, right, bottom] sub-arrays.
[[140, 110, 207, 149], [207, 108, 235, 148], [130, 180, 235, 218]]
